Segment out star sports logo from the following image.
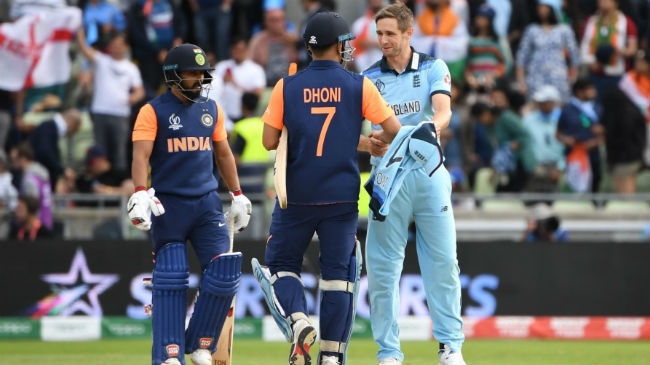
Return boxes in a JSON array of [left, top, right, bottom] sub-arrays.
[[26, 248, 118, 318]]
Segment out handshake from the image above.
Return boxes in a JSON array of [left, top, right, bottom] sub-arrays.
[[127, 188, 252, 232]]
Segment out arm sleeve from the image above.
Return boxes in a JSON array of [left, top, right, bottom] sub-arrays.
[[212, 104, 227, 142], [361, 77, 395, 125], [132, 104, 157, 141], [428, 59, 452, 97], [516, 26, 533, 67], [563, 25, 581, 68], [261, 78, 284, 130]]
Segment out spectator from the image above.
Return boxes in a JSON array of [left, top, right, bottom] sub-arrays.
[[465, 5, 508, 96], [485, 0, 512, 39], [76, 29, 145, 172], [523, 85, 565, 192], [9, 195, 53, 241], [213, 37, 266, 122], [351, 0, 384, 72], [0, 150, 18, 210], [188, 0, 233, 61], [82, 0, 126, 48], [601, 49, 649, 194], [29, 109, 81, 188], [128, 0, 186, 96], [557, 78, 604, 193], [249, 7, 297, 85], [411, 0, 469, 81], [15, 143, 53, 229], [442, 81, 465, 172], [72, 145, 134, 195], [580, 0, 638, 99], [523, 203, 568, 242], [471, 102, 536, 192], [0, 90, 10, 151], [516, 0, 580, 101], [230, 93, 269, 164]]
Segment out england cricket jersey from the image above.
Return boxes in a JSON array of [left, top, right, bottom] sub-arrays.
[[132, 91, 227, 197], [263, 60, 394, 205], [363, 49, 451, 165]]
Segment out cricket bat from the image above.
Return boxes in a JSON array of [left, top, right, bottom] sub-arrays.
[[212, 217, 236, 365], [273, 62, 297, 209]]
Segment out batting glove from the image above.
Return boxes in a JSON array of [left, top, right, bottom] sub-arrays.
[[127, 187, 165, 231], [228, 190, 252, 233]]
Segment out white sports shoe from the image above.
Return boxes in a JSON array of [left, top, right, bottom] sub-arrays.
[[438, 344, 467, 365], [161, 358, 181, 365], [321, 355, 340, 365], [289, 319, 317, 365], [378, 357, 402, 365], [190, 348, 212, 365]]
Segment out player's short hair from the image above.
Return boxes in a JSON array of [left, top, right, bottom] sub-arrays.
[[375, 2, 413, 33]]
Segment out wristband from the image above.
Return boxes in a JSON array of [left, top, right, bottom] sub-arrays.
[[135, 186, 147, 192], [231, 189, 243, 197]]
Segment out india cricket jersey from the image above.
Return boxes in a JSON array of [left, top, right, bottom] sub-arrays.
[[362, 49, 451, 165], [263, 60, 394, 205], [132, 91, 227, 197]]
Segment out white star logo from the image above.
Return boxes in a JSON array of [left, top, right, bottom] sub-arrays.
[[42, 248, 119, 317]]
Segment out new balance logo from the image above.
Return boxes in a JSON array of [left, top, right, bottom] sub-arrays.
[[440, 205, 448, 212]]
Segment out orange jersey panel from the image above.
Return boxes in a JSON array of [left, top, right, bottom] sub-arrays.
[[262, 78, 285, 130], [362, 77, 395, 125], [212, 104, 227, 142], [132, 103, 158, 141]]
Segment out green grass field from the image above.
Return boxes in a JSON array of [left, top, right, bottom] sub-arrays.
[[1, 339, 648, 365]]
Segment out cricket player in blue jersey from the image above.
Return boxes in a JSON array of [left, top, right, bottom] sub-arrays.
[[362, 3, 466, 365], [253, 12, 401, 365], [128, 44, 252, 365]]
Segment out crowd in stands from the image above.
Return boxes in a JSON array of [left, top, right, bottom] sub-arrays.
[[0, 0, 649, 241]]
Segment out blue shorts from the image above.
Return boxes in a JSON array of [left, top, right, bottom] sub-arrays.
[[151, 191, 229, 269], [265, 202, 358, 280]]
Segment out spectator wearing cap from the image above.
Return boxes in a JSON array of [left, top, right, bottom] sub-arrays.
[[72, 145, 134, 196], [249, 5, 297, 86], [523, 203, 568, 242], [523, 85, 565, 192], [465, 5, 509, 95], [76, 28, 145, 172], [516, 0, 580, 101], [600, 49, 649, 193], [0, 150, 18, 210], [213, 37, 266, 122], [556, 78, 604, 193], [9, 195, 54, 241], [29, 109, 81, 189], [580, 0, 638, 100]]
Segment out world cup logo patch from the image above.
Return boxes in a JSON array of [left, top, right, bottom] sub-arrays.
[[168, 113, 183, 130], [201, 113, 214, 127]]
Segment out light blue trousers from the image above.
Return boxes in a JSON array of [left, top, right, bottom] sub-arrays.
[[366, 165, 464, 361]]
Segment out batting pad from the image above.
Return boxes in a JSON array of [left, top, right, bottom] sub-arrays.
[[185, 252, 242, 354], [152, 242, 189, 365]]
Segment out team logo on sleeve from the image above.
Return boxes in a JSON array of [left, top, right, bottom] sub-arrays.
[[168, 113, 183, 130], [201, 113, 214, 127], [374, 79, 385, 93]]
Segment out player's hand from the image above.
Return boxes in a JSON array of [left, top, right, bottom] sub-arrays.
[[368, 131, 389, 157], [228, 192, 252, 232], [127, 188, 165, 231]]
